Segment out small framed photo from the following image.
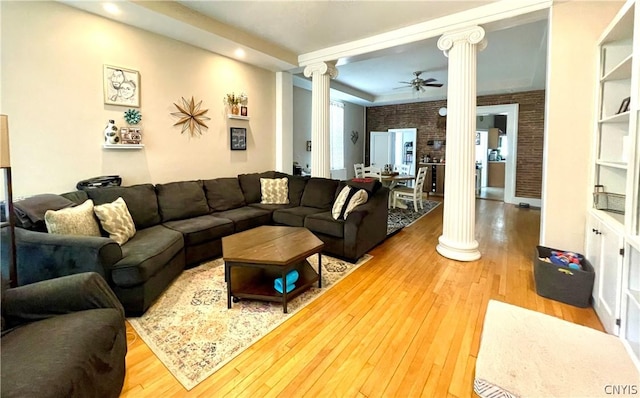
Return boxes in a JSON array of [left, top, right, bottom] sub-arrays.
[[104, 65, 140, 107], [230, 127, 247, 150], [120, 127, 142, 144], [617, 96, 631, 114], [240, 106, 248, 117]]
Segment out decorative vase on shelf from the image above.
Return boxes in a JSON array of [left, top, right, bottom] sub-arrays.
[[231, 104, 240, 115], [104, 119, 120, 144]]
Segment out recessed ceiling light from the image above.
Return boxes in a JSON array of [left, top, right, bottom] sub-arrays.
[[103, 3, 121, 15], [234, 48, 246, 58]]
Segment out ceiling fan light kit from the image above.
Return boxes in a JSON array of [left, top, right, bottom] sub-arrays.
[[395, 71, 443, 92]]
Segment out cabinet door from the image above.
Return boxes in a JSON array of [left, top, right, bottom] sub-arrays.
[[488, 128, 499, 148], [594, 220, 624, 335], [436, 166, 445, 194]]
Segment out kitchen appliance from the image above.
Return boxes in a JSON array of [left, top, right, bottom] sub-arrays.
[[488, 149, 500, 161]]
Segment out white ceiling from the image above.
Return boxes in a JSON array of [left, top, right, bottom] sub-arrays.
[[60, 0, 550, 106]]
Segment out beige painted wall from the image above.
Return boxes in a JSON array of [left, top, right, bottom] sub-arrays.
[[542, 1, 623, 252], [1, 1, 276, 197]]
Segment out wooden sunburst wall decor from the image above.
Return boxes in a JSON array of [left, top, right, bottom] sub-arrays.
[[171, 96, 210, 137]]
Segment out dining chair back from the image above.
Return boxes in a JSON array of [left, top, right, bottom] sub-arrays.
[[393, 167, 428, 212], [394, 164, 413, 187], [363, 165, 382, 181], [354, 163, 365, 178]]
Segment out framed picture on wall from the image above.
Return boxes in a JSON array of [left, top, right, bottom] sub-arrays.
[[103, 65, 140, 107], [230, 127, 247, 150]]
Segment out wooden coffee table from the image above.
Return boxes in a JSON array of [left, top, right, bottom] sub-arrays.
[[222, 226, 324, 313]]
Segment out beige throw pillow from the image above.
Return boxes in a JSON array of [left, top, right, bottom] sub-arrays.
[[260, 177, 289, 205], [332, 186, 368, 220], [93, 197, 136, 245], [44, 199, 101, 237]]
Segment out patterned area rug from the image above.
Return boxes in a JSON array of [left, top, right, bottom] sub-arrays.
[[387, 199, 441, 236], [128, 254, 372, 391]]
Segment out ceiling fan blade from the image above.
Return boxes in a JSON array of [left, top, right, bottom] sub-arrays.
[[422, 78, 436, 83], [393, 86, 412, 90], [424, 83, 443, 87], [398, 81, 413, 85]]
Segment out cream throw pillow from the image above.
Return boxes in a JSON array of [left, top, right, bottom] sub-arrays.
[[332, 186, 368, 220], [45, 199, 101, 237], [260, 177, 289, 204], [93, 197, 136, 245]]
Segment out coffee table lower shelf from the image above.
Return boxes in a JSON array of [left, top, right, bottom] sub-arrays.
[[226, 258, 321, 313]]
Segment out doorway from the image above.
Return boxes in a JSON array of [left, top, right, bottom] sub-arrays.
[[476, 104, 519, 204]]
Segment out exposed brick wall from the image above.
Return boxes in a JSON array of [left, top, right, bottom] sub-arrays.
[[366, 90, 545, 198]]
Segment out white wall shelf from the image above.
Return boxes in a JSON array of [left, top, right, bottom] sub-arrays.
[[227, 114, 249, 121], [103, 144, 144, 149]]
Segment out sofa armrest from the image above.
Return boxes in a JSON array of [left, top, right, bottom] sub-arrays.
[[12, 228, 122, 286], [3, 272, 124, 328]]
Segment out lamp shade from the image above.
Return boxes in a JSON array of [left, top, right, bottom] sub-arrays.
[[0, 114, 10, 168]]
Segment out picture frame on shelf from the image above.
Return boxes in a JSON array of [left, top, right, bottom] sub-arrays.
[[120, 127, 142, 144], [103, 65, 140, 107], [617, 96, 630, 114], [240, 106, 248, 117], [230, 127, 246, 150]]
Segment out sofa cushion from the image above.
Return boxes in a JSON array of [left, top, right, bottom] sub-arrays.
[[274, 172, 308, 206], [300, 178, 340, 209], [272, 206, 326, 227], [0, 308, 124, 398], [60, 190, 89, 205], [305, 211, 344, 238], [211, 206, 272, 232], [203, 178, 246, 211], [260, 177, 289, 204], [163, 215, 234, 246], [248, 203, 295, 212], [111, 225, 183, 287], [13, 194, 75, 232], [93, 197, 137, 245], [44, 199, 101, 237], [156, 180, 209, 222], [238, 171, 276, 204], [332, 186, 369, 220], [86, 184, 160, 229]]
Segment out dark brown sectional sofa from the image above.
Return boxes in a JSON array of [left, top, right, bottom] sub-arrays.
[[5, 171, 389, 315]]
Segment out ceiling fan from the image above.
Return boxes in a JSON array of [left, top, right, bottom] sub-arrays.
[[395, 71, 443, 92]]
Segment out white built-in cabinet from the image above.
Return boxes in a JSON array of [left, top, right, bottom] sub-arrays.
[[588, 0, 640, 370]]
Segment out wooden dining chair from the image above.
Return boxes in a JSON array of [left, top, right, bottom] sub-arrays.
[[392, 167, 427, 211], [354, 163, 365, 178], [363, 165, 382, 181], [394, 164, 412, 187]]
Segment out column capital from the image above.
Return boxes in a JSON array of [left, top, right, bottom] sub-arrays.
[[303, 61, 339, 79], [437, 26, 487, 56]]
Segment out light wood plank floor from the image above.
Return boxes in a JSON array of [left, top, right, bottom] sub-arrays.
[[121, 199, 603, 397]]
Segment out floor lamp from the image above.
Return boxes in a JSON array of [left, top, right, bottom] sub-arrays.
[[1, 114, 17, 287]]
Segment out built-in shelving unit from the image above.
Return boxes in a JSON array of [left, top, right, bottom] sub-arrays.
[[227, 114, 249, 121], [102, 144, 144, 149], [587, 0, 640, 371]]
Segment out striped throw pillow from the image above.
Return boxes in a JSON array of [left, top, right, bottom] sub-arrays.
[[332, 186, 368, 220]]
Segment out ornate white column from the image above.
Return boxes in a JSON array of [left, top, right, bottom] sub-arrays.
[[303, 61, 338, 178], [436, 26, 486, 262]]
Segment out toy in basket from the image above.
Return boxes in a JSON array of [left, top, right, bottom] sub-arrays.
[[539, 250, 584, 270]]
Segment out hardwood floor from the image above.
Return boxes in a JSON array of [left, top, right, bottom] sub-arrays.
[[121, 199, 603, 397]]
